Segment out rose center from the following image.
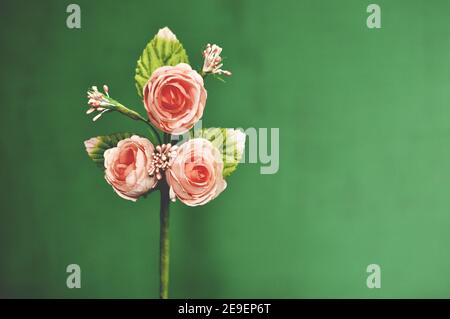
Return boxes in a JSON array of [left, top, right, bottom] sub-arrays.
[[187, 164, 210, 184], [116, 146, 136, 178], [160, 84, 190, 113]]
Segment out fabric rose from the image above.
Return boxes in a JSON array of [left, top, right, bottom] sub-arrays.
[[143, 63, 207, 134], [103, 135, 158, 201], [166, 138, 226, 206]]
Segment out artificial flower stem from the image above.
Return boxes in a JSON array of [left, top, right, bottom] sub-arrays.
[[159, 178, 171, 299], [135, 116, 162, 145], [164, 132, 171, 144], [143, 119, 162, 145], [106, 97, 162, 145]]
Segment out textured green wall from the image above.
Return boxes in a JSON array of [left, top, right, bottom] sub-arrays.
[[1, 0, 450, 298]]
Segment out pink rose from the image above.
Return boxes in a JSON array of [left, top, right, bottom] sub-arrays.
[[104, 135, 158, 201], [166, 138, 226, 206], [143, 63, 207, 134]]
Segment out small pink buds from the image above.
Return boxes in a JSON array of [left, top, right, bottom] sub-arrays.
[[148, 144, 178, 180], [86, 85, 113, 121], [202, 44, 232, 76], [103, 85, 109, 97]]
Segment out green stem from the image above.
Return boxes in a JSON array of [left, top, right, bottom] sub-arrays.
[[107, 98, 162, 145], [163, 132, 171, 144], [140, 118, 162, 145], [159, 170, 170, 299]]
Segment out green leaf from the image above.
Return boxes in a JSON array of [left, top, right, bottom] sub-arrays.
[[84, 132, 133, 168], [193, 128, 246, 178], [135, 27, 189, 97]]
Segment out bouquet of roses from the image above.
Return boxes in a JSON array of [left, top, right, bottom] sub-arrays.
[[83, 27, 245, 298]]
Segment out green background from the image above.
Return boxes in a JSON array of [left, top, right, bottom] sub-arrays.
[[1, 0, 450, 298]]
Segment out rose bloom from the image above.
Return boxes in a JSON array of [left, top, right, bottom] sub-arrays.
[[103, 135, 158, 201], [143, 63, 207, 134], [166, 138, 226, 206]]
